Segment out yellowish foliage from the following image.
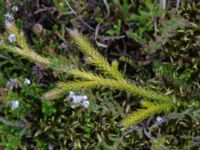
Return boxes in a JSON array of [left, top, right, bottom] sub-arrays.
[[0, 23, 176, 127], [121, 101, 172, 127], [69, 30, 124, 80], [4, 22, 50, 65]]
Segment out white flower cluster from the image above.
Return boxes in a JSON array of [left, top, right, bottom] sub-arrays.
[[10, 100, 19, 110], [68, 91, 90, 108], [6, 78, 31, 90]]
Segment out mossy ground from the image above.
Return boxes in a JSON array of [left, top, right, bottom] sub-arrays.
[[0, 0, 200, 149]]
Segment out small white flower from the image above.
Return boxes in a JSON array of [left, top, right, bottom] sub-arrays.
[[24, 78, 31, 85], [8, 34, 17, 43], [10, 100, 19, 110], [82, 100, 90, 108], [156, 116, 163, 122], [11, 6, 19, 12], [4, 12, 14, 22]]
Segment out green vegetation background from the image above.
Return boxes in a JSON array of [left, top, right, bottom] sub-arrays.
[[0, 0, 200, 149]]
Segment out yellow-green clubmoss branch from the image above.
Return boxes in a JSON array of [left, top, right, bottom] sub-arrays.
[[41, 81, 99, 100], [1, 44, 50, 65], [43, 68, 173, 102], [2, 22, 75, 73], [5, 21, 29, 49], [68, 30, 124, 80], [69, 69, 172, 102], [121, 101, 172, 127], [2, 22, 50, 65], [1, 43, 72, 74]]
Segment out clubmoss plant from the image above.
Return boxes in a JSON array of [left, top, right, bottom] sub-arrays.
[[121, 101, 171, 126], [0, 22, 180, 127]]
